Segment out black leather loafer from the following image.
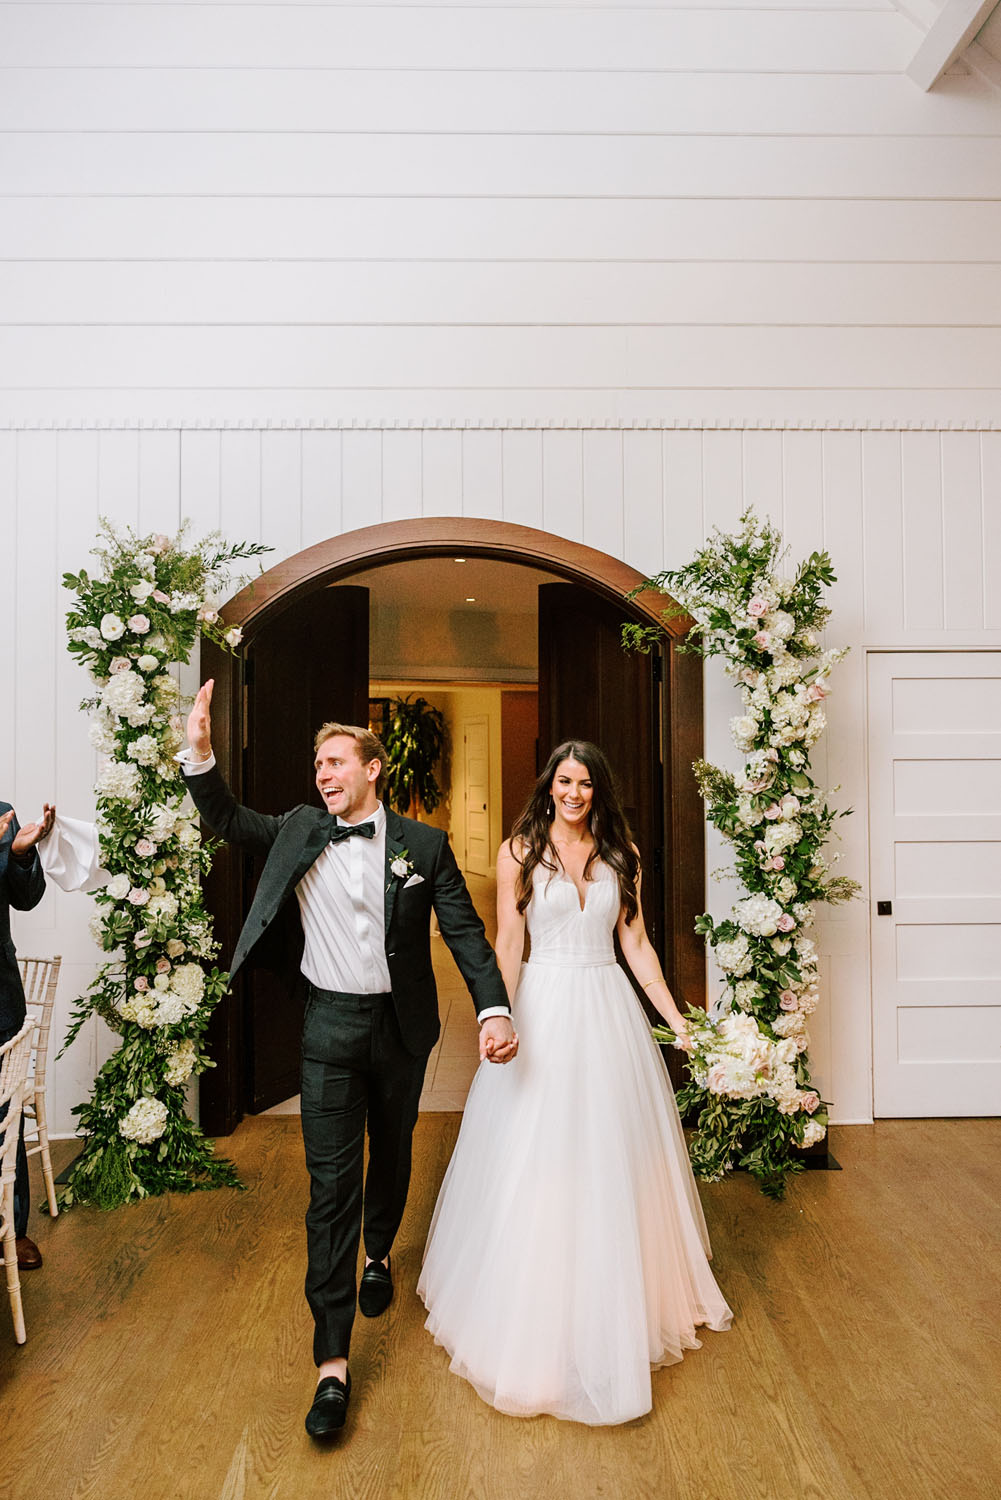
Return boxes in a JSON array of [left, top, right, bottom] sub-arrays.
[[358, 1255, 393, 1318], [305, 1372, 351, 1437]]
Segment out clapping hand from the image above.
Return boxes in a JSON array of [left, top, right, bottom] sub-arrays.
[[1, 803, 56, 855]]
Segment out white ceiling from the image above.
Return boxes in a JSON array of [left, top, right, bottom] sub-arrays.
[[340, 556, 563, 617]]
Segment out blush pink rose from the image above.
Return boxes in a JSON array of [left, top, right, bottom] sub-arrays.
[[155, 957, 171, 974], [801, 1091, 821, 1114], [753, 630, 772, 650], [779, 989, 798, 1010], [764, 748, 779, 762], [134, 976, 149, 992], [747, 596, 769, 618], [770, 856, 786, 871], [763, 803, 782, 821], [152, 589, 170, 604], [776, 913, 796, 933], [135, 838, 156, 858], [807, 682, 830, 702]]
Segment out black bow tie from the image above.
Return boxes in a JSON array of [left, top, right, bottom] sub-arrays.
[[328, 821, 376, 844]]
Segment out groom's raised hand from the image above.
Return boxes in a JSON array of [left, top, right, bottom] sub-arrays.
[[186, 678, 214, 759]]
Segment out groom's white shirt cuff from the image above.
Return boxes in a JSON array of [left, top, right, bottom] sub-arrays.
[[177, 747, 215, 774], [178, 746, 509, 1024]]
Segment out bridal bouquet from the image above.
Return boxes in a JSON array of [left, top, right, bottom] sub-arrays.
[[626, 511, 859, 1198], [58, 520, 269, 1210]]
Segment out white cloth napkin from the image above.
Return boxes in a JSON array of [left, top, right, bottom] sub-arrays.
[[37, 814, 109, 893]]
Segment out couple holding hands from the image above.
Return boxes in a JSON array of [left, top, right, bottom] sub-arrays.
[[181, 682, 730, 1436]]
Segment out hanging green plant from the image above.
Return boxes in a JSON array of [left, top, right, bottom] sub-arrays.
[[383, 695, 447, 818]]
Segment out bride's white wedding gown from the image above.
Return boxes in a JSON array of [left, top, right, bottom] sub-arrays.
[[418, 860, 733, 1426]]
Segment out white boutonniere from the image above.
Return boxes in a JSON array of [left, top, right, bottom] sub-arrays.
[[388, 849, 416, 889]]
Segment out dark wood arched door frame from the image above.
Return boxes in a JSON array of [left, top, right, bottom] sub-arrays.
[[199, 517, 704, 1135]]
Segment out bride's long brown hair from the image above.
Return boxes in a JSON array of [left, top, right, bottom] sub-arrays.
[[510, 740, 640, 923]]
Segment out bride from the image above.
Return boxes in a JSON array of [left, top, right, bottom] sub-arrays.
[[418, 740, 732, 1426]]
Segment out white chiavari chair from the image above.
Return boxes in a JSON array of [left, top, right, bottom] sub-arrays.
[[1, 1017, 37, 1344], [18, 955, 62, 1218]]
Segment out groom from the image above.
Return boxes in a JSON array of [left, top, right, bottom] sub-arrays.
[[181, 682, 516, 1438]]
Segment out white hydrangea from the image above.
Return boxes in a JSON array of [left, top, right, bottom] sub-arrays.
[[763, 821, 800, 854], [96, 760, 142, 806], [146, 891, 179, 923], [147, 804, 178, 841], [127, 733, 161, 767], [151, 992, 191, 1026], [733, 980, 763, 1008], [765, 609, 796, 641], [119, 1095, 168, 1144], [88, 713, 118, 754], [101, 669, 146, 718], [734, 893, 785, 937], [170, 963, 206, 1007], [715, 932, 753, 976], [73, 624, 105, 648], [800, 1119, 827, 1148], [164, 1040, 197, 1086]]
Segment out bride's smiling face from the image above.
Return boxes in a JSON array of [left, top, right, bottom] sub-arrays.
[[550, 758, 594, 830]]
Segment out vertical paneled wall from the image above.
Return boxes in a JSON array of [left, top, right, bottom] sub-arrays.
[[5, 422, 1001, 1132]]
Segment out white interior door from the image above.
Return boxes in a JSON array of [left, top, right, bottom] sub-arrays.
[[868, 651, 1001, 1117], [462, 715, 491, 877]]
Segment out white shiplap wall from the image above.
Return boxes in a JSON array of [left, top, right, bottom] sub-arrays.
[[1, 0, 1000, 424], [5, 423, 1001, 1133]]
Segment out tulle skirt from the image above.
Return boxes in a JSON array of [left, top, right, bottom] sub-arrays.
[[418, 958, 733, 1426]]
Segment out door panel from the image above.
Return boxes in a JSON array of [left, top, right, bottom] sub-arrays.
[[868, 650, 1001, 1117], [462, 715, 491, 876], [243, 585, 370, 1113]]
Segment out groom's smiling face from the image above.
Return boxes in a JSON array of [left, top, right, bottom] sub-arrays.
[[314, 735, 381, 823]]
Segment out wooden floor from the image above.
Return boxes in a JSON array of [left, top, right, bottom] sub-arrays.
[[2, 1118, 1000, 1500]]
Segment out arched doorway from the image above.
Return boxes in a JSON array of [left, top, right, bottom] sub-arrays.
[[199, 518, 704, 1135]]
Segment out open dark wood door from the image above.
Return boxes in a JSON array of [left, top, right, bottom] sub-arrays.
[[538, 582, 664, 943], [241, 585, 370, 1112]]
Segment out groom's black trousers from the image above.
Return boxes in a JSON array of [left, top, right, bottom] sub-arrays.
[[300, 983, 429, 1365]]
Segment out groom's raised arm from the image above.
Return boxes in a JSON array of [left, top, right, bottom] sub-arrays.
[[180, 679, 284, 856]]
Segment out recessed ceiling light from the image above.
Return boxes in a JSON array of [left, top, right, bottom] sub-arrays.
[[465, 596, 476, 603], [453, 557, 466, 563]]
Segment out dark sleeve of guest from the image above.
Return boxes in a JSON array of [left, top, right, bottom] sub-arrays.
[[0, 807, 46, 912]]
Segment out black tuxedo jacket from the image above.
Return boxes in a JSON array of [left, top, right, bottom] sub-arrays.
[[0, 802, 46, 1032], [182, 764, 509, 1056]]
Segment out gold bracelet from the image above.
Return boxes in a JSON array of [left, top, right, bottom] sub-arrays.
[[642, 978, 665, 990]]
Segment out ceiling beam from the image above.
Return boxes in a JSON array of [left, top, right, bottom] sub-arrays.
[[907, 0, 999, 89]]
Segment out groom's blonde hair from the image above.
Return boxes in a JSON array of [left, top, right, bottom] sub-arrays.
[[313, 722, 387, 790]]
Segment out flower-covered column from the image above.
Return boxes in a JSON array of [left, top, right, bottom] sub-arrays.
[[625, 511, 859, 1199], [59, 522, 269, 1210]]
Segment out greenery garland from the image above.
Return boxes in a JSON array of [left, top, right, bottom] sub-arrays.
[[625, 511, 860, 1199], [58, 521, 270, 1209]]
